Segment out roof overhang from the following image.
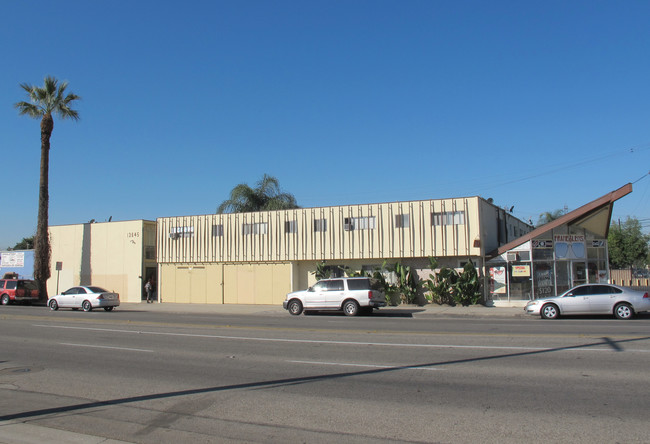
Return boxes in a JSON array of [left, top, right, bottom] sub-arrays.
[[495, 183, 632, 256]]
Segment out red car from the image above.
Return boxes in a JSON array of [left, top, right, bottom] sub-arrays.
[[0, 279, 40, 305]]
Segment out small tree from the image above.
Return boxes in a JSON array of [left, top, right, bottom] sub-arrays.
[[608, 217, 649, 269], [11, 236, 35, 250], [455, 260, 482, 306], [536, 209, 565, 227], [423, 258, 482, 306], [217, 174, 299, 213]]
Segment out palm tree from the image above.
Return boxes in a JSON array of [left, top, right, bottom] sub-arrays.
[[217, 174, 299, 213], [14, 76, 80, 300], [536, 209, 566, 227]]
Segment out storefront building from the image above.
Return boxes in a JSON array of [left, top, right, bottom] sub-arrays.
[[487, 184, 632, 306]]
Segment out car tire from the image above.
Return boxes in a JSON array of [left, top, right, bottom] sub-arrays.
[[540, 303, 559, 319], [49, 300, 59, 311], [614, 302, 633, 320], [82, 300, 92, 312], [343, 300, 360, 316], [1, 294, 10, 305], [288, 299, 303, 315], [104, 306, 114, 312]]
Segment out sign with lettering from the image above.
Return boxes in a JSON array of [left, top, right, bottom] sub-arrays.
[[1, 252, 24, 267]]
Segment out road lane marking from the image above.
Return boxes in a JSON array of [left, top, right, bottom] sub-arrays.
[[60, 343, 154, 353], [35, 324, 650, 353], [289, 360, 441, 370]]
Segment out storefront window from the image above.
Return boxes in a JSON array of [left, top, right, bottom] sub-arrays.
[[509, 262, 532, 300], [488, 264, 507, 301], [533, 261, 554, 298], [556, 262, 570, 295]]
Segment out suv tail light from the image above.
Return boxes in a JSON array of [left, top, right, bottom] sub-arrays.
[[368, 291, 373, 300], [643, 292, 649, 299], [16, 289, 24, 297]]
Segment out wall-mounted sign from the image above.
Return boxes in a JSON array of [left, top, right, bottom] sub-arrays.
[[592, 240, 606, 247], [1, 252, 25, 267], [554, 235, 585, 243], [532, 240, 553, 249], [554, 235, 586, 259], [512, 265, 530, 277]]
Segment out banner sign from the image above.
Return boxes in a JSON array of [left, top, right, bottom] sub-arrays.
[[0, 252, 25, 267]]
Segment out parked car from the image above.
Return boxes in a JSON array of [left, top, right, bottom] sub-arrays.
[[48, 286, 120, 312], [524, 284, 650, 320], [283, 277, 386, 316], [0, 279, 40, 305]]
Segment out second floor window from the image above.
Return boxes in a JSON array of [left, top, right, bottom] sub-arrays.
[[395, 214, 410, 228], [212, 225, 224, 237], [431, 211, 465, 226], [242, 222, 268, 235], [344, 216, 376, 231], [285, 220, 297, 234], [314, 219, 328, 232]]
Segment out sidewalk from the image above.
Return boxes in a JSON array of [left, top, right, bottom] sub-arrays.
[[120, 301, 526, 318]]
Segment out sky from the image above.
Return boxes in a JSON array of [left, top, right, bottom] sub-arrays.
[[1, 0, 649, 249]]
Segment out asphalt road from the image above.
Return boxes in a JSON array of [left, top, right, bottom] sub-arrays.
[[1, 305, 649, 443]]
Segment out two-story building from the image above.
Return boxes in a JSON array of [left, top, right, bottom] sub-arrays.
[[156, 196, 532, 305]]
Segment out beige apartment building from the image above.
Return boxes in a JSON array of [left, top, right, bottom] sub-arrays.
[[157, 197, 532, 305], [48, 220, 157, 302]]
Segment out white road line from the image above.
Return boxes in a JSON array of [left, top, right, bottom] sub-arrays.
[[289, 360, 441, 371], [35, 325, 650, 352], [60, 343, 154, 353]]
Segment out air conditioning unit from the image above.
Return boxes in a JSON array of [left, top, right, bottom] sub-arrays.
[[507, 252, 519, 262]]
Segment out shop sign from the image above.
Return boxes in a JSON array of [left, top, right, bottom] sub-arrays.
[[554, 235, 586, 259], [592, 240, 606, 247], [532, 240, 553, 249], [512, 265, 530, 277], [554, 235, 585, 243]]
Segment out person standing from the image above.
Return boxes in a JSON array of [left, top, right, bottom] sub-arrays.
[[145, 278, 153, 303]]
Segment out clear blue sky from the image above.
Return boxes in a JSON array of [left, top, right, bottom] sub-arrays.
[[2, 0, 649, 249]]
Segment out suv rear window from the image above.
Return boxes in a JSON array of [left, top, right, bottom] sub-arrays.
[[347, 278, 371, 291], [17, 281, 38, 290]]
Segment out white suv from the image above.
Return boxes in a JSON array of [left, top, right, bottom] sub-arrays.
[[283, 277, 386, 316]]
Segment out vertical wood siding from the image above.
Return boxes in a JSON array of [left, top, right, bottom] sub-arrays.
[[158, 198, 482, 263]]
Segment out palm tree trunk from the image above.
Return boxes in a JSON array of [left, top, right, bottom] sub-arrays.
[[34, 114, 53, 301]]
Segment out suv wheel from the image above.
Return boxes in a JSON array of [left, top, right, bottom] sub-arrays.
[[343, 300, 359, 316], [288, 299, 303, 315], [1, 294, 10, 305]]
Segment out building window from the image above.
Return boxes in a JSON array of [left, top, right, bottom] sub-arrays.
[[344, 216, 376, 231], [314, 219, 327, 232], [145, 246, 156, 259], [169, 226, 194, 239], [212, 224, 224, 237], [395, 214, 410, 228], [242, 222, 268, 235], [285, 220, 297, 234], [431, 211, 465, 226]]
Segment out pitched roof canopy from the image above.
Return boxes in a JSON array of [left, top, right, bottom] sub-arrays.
[[496, 183, 632, 256]]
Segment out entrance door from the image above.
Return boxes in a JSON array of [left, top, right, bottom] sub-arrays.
[[571, 262, 587, 287]]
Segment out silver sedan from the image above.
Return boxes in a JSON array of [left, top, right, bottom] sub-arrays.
[[525, 284, 650, 320], [48, 286, 120, 312]]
